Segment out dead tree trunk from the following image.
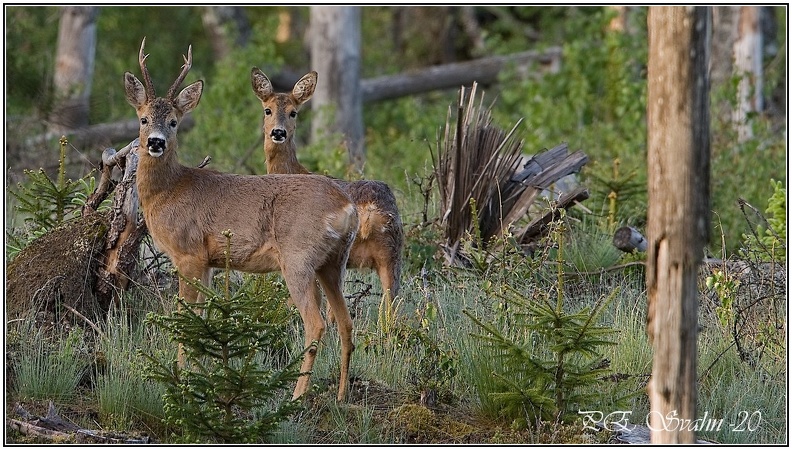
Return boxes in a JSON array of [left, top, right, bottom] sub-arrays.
[[49, 6, 97, 134], [646, 6, 711, 444], [84, 140, 147, 305], [201, 6, 251, 60], [309, 6, 365, 170], [732, 6, 763, 142]]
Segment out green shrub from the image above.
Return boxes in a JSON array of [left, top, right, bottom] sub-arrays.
[[6, 137, 99, 259], [462, 219, 624, 426], [142, 260, 303, 443], [740, 179, 786, 262]]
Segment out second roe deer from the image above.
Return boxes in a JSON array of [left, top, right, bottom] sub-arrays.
[[250, 68, 404, 316], [126, 38, 358, 401]]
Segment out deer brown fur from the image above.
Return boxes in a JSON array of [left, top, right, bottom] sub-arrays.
[[125, 38, 358, 401], [250, 68, 404, 314]]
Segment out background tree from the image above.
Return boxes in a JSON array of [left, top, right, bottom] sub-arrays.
[[48, 6, 97, 134], [645, 6, 711, 444], [309, 6, 365, 170], [201, 6, 251, 61]]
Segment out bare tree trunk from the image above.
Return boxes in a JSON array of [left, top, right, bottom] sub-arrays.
[[732, 6, 763, 141], [49, 6, 97, 134], [309, 6, 365, 170], [646, 6, 711, 444], [201, 6, 251, 60], [710, 6, 739, 125]]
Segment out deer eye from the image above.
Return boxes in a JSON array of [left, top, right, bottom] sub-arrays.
[[170, 119, 177, 128], [140, 117, 148, 125], [264, 108, 272, 116], [290, 111, 297, 118]]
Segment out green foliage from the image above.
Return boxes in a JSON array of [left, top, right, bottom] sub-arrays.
[[563, 219, 623, 274], [6, 137, 98, 259], [495, 8, 649, 226], [705, 269, 741, 329], [4, 6, 57, 117], [709, 65, 787, 254], [360, 293, 458, 403], [141, 264, 303, 444], [180, 18, 282, 173], [463, 219, 623, 425], [94, 7, 211, 125], [740, 179, 786, 261], [364, 91, 454, 192], [465, 285, 620, 424], [96, 316, 167, 433], [8, 138, 90, 229]]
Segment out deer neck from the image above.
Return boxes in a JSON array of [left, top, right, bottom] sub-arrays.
[[264, 139, 311, 175], [135, 146, 188, 202]]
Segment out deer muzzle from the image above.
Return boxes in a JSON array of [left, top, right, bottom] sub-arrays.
[[270, 128, 287, 144], [147, 134, 166, 157]]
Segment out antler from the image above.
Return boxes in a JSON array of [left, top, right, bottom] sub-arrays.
[[167, 44, 193, 100], [138, 37, 156, 100]]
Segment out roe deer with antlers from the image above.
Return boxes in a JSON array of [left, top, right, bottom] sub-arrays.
[[125, 38, 358, 401], [250, 69, 404, 316]]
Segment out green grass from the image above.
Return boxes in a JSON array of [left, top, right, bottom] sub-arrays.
[[95, 314, 167, 434], [10, 320, 88, 403]]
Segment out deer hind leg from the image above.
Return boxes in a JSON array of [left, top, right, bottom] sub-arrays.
[[375, 251, 401, 320], [284, 268, 326, 400], [317, 267, 354, 402]]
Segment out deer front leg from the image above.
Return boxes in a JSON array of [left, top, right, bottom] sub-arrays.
[[175, 261, 212, 367]]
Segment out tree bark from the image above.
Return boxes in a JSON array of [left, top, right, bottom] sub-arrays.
[[309, 6, 365, 170], [49, 6, 97, 134], [646, 6, 711, 444]]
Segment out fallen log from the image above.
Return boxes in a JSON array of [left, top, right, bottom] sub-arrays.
[[267, 47, 562, 103], [24, 115, 195, 154], [9, 402, 151, 444], [612, 225, 647, 253]]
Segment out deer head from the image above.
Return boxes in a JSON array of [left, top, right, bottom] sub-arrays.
[[124, 37, 203, 160], [251, 68, 317, 145], [251, 68, 316, 175]]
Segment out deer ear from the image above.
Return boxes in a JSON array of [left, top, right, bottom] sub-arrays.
[[251, 67, 273, 103], [124, 72, 147, 108], [292, 71, 317, 106], [175, 80, 203, 114]]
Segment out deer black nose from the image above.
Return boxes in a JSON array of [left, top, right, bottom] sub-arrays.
[[147, 137, 166, 154], [270, 128, 287, 142]]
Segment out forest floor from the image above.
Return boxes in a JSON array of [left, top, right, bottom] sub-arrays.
[[6, 377, 612, 444]]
